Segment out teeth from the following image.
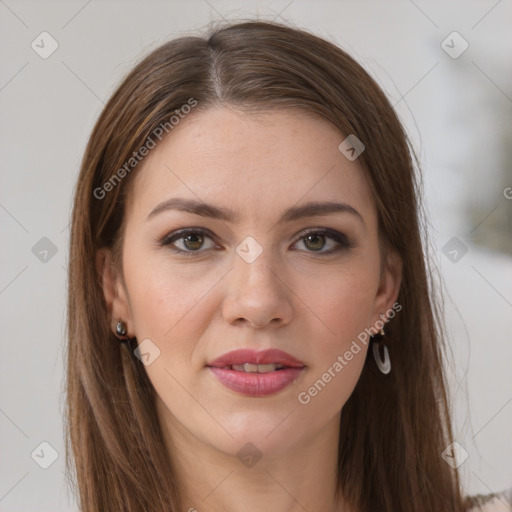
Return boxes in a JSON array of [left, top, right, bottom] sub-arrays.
[[231, 363, 285, 373]]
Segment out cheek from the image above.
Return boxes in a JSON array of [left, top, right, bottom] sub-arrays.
[[297, 259, 380, 409], [294, 293, 372, 430], [124, 253, 217, 342], [311, 261, 380, 345], [319, 283, 373, 335]]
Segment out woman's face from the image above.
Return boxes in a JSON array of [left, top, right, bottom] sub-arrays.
[[101, 107, 401, 460]]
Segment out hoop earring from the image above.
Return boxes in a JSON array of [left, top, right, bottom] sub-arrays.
[[371, 326, 391, 375]]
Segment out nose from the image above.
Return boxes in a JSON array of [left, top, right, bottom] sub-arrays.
[[221, 247, 294, 329]]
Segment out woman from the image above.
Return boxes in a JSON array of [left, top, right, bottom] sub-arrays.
[[64, 19, 509, 512]]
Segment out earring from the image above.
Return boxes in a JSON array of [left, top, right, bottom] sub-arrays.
[[115, 320, 129, 343], [372, 325, 391, 375]]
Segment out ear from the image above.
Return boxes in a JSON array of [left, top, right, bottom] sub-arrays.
[[96, 248, 134, 337], [371, 249, 403, 325]]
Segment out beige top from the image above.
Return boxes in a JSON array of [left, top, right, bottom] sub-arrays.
[[467, 489, 512, 511]]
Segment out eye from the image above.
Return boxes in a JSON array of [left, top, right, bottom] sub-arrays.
[[160, 228, 218, 255], [159, 227, 353, 257], [292, 228, 353, 255]]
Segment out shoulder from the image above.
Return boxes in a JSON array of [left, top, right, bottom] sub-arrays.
[[465, 489, 512, 512]]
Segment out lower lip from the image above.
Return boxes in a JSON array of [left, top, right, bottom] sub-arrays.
[[208, 367, 304, 397]]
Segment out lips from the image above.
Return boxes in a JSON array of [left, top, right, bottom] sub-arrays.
[[207, 348, 305, 369], [207, 349, 306, 397]]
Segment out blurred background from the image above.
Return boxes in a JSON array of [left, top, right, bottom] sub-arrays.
[[0, 1, 511, 510]]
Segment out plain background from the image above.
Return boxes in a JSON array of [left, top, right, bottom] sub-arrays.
[[1, 1, 511, 510]]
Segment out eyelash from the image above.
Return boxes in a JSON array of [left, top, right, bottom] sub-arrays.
[[159, 227, 354, 257]]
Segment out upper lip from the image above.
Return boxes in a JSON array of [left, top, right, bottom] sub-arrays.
[[207, 349, 305, 368]]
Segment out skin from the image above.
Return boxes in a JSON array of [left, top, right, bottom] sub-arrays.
[[98, 106, 402, 512]]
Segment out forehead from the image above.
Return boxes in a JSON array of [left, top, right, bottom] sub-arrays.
[[126, 107, 376, 226]]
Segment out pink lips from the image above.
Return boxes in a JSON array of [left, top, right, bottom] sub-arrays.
[[207, 349, 306, 397]]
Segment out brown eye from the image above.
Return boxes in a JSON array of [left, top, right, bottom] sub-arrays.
[[160, 229, 218, 254], [303, 233, 327, 251], [182, 233, 204, 251], [293, 229, 352, 255]]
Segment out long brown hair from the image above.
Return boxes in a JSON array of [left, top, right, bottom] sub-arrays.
[[65, 19, 466, 511]]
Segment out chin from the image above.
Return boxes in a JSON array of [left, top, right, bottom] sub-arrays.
[[202, 409, 311, 459]]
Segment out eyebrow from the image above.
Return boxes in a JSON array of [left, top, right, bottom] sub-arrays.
[[146, 197, 364, 226]]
